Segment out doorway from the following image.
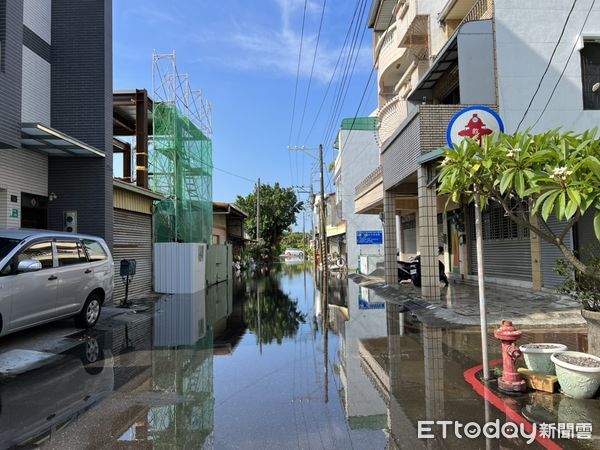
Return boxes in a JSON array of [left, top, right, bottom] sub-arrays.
[[21, 192, 48, 229]]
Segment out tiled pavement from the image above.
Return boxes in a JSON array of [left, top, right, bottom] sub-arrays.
[[349, 273, 586, 329]]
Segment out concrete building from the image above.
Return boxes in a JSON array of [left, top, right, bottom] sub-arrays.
[[356, 0, 600, 299], [0, 0, 113, 245], [331, 117, 384, 272]]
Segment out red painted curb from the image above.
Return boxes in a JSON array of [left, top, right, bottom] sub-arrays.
[[464, 360, 562, 450]]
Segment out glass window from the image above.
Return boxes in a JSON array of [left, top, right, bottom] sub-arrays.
[[18, 241, 53, 269], [82, 239, 107, 262], [0, 237, 21, 261], [57, 241, 88, 266]]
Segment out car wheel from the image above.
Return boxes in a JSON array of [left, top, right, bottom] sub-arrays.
[[75, 293, 102, 329], [80, 337, 105, 375]]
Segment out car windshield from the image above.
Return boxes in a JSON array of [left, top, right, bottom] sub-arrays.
[[0, 237, 22, 260]]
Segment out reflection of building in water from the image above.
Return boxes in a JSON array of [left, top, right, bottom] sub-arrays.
[[333, 278, 387, 430], [150, 290, 216, 447]]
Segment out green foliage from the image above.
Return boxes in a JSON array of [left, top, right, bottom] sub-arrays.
[[280, 231, 311, 255], [438, 129, 600, 233], [555, 246, 600, 312], [236, 183, 303, 256], [438, 129, 600, 283], [244, 276, 306, 345]]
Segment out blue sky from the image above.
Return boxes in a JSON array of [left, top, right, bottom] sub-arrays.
[[113, 0, 377, 206]]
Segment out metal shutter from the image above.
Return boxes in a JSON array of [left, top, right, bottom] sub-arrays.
[[113, 209, 153, 302], [469, 205, 532, 282], [541, 215, 573, 288]]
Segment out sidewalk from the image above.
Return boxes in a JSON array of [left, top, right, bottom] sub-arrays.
[[349, 274, 586, 329]]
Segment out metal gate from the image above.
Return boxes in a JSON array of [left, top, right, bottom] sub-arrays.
[[113, 209, 153, 302], [468, 204, 532, 282]]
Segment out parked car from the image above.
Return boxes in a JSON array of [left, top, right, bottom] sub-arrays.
[[0, 229, 113, 336]]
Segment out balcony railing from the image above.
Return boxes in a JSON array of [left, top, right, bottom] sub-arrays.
[[355, 165, 383, 198], [376, 95, 408, 148], [460, 0, 493, 26]]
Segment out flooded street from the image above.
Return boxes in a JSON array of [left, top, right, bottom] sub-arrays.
[[0, 265, 597, 449]]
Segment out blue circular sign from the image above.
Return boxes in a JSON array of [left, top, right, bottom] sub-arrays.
[[446, 106, 504, 148]]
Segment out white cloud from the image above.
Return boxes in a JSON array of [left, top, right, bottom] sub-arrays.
[[211, 0, 372, 83]]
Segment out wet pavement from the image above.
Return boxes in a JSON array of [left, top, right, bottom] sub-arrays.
[[0, 265, 598, 449]]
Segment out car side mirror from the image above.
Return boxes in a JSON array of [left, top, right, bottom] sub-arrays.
[[17, 259, 43, 273]]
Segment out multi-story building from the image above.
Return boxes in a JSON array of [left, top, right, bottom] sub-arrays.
[[356, 0, 600, 299], [331, 117, 384, 272], [0, 0, 113, 244]]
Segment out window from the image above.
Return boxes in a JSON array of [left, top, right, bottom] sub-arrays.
[[56, 241, 88, 266], [82, 239, 107, 262], [581, 41, 600, 110], [0, 237, 21, 261], [1, 241, 54, 275]]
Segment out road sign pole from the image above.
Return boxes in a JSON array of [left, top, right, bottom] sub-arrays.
[[446, 106, 504, 382]]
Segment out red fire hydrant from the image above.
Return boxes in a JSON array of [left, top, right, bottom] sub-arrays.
[[494, 320, 526, 392]]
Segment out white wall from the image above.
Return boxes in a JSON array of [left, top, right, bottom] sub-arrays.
[[339, 126, 384, 270], [495, 0, 600, 132], [23, 0, 52, 43], [21, 47, 51, 124], [0, 149, 48, 228]]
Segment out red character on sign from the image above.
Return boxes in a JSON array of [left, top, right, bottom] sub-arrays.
[[457, 113, 493, 144]]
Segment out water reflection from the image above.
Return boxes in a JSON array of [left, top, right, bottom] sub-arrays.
[[6, 268, 594, 449], [244, 275, 306, 345]]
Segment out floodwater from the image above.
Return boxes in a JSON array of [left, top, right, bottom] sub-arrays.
[[0, 264, 598, 449]]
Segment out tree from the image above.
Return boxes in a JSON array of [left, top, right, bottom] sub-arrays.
[[280, 231, 311, 254], [236, 182, 303, 256], [438, 129, 600, 281], [244, 276, 306, 345]]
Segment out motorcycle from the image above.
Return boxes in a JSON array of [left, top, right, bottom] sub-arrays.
[[397, 247, 449, 287]]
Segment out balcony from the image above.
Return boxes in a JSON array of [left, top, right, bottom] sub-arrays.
[[397, 0, 429, 55], [375, 95, 408, 148], [354, 165, 384, 214], [376, 24, 409, 93], [439, 0, 493, 23]]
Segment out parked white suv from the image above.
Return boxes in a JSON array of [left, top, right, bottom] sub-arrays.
[[0, 229, 113, 336]]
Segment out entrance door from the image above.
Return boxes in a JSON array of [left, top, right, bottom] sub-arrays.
[[21, 193, 48, 229]]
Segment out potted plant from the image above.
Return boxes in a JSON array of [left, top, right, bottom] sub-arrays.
[[556, 249, 600, 358], [519, 343, 568, 375], [551, 351, 600, 399]]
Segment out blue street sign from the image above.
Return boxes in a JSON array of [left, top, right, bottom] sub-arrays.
[[356, 230, 383, 245]]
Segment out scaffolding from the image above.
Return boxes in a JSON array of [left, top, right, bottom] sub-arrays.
[[150, 52, 213, 243]]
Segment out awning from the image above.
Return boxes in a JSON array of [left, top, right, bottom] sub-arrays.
[[407, 34, 458, 102], [21, 123, 105, 157]]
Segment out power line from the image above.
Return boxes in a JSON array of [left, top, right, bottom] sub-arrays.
[[303, 0, 363, 144], [322, 0, 369, 149], [531, 0, 596, 129], [515, 0, 577, 131], [296, 0, 328, 143], [288, 0, 309, 145]]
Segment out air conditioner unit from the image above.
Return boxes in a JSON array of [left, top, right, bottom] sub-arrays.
[[64, 210, 77, 233]]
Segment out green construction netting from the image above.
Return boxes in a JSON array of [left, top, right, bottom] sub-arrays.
[[150, 102, 213, 243]]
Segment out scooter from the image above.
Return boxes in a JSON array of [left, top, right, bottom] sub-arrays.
[[397, 247, 449, 287]]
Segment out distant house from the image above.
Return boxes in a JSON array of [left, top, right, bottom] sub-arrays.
[[212, 202, 249, 255]]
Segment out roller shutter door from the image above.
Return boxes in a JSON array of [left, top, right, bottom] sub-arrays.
[[541, 215, 573, 288], [113, 209, 153, 302], [468, 204, 532, 282]]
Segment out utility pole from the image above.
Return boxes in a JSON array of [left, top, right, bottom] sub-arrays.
[[287, 145, 328, 304], [256, 178, 261, 243], [318, 144, 328, 308]]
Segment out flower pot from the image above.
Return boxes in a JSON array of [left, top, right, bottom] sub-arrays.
[[551, 351, 600, 399], [581, 309, 600, 358], [519, 343, 568, 375]]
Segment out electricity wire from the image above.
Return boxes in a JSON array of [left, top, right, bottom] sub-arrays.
[[296, 0, 328, 143], [515, 0, 577, 131], [531, 0, 596, 129]]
